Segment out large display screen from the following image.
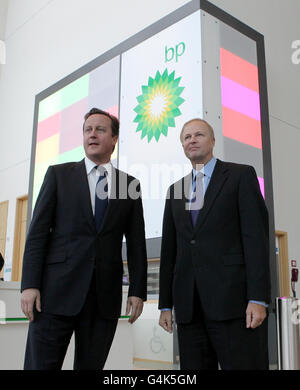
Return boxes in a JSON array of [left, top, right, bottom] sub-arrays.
[[30, 9, 266, 241]]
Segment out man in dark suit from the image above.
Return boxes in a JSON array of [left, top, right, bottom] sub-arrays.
[[158, 118, 270, 370], [21, 108, 147, 370]]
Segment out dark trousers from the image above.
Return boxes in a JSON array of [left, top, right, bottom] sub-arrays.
[[24, 273, 118, 370], [176, 288, 269, 370]]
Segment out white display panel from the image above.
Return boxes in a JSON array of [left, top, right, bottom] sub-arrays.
[[119, 10, 203, 239]]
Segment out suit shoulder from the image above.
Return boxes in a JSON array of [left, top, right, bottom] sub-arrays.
[[116, 168, 140, 183], [220, 160, 256, 175], [167, 176, 182, 192], [50, 161, 82, 172], [166, 175, 189, 199]]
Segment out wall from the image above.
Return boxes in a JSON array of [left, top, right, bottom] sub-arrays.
[[0, 0, 299, 293], [0, 1, 8, 95]]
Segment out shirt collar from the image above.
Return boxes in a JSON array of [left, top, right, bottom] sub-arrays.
[[204, 156, 217, 179], [84, 156, 113, 178], [192, 156, 216, 180]]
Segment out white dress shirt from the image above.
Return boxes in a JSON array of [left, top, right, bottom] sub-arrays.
[[84, 157, 113, 215]]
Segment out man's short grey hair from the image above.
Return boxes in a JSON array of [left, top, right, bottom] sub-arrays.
[[180, 118, 215, 142]]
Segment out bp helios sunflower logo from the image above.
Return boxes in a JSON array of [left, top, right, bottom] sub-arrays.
[[133, 69, 185, 142]]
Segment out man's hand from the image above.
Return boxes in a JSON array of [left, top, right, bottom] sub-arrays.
[[159, 310, 173, 333], [246, 302, 267, 329], [21, 288, 41, 322], [126, 296, 143, 324]]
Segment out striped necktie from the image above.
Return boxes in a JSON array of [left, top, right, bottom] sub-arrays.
[[190, 171, 204, 226]]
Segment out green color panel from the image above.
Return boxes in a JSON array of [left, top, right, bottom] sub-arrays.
[[60, 74, 89, 112], [38, 74, 89, 122], [38, 91, 61, 122], [58, 146, 85, 164], [0, 318, 28, 322]]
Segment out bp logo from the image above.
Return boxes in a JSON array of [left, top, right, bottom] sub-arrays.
[[133, 69, 185, 142]]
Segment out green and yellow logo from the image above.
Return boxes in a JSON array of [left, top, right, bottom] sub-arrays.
[[133, 69, 185, 142]]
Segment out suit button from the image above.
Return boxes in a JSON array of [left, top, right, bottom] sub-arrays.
[[190, 240, 196, 244]]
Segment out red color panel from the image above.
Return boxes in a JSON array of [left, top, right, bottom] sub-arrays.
[[220, 48, 259, 93], [59, 98, 88, 154], [37, 112, 61, 142], [222, 106, 262, 149]]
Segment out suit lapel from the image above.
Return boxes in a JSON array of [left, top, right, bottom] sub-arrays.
[[194, 159, 228, 231], [174, 173, 194, 234], [72, 159, 96, 233]]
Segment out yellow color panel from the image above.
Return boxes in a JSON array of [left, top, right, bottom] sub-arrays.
[[35, 134, 59, 164]]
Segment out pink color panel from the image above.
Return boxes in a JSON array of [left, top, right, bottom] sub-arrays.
[[106, 105, 119, 118], [221, 76, 261, 121], [258, 176, 265, 199], [59, 98, 88, 154], [37, 112, 61, 142]]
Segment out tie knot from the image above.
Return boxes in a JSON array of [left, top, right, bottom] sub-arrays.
[[95, 165, 107, 178]]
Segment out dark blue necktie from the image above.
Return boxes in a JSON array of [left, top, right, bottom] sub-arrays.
[[190, 172, 204, 226], [94, 167, 108, 231]]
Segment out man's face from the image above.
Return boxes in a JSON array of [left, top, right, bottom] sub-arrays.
[[181, 120, 215, 165], [83, 114, 118, 164]]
